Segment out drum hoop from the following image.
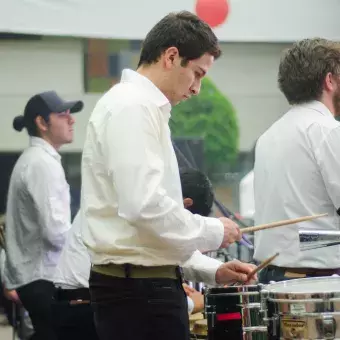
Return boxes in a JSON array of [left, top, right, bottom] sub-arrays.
[[206, 285, 262, 294], [207, 291, 261, 297], [268, 297, 340, 303]]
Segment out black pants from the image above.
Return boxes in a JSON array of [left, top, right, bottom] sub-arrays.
[[89, 270, 190, 340], [53, 288, 99, 340], [259, 266, 340, 284], [16, 279, 57, 340]]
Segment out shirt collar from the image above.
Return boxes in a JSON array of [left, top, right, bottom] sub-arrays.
[[120, 69, 172, 119], [29, 137, 61, 162], [299, 100, 334, 118]]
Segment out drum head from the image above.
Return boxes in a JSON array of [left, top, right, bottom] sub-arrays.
[[264, 276, 340, 294], [263, 276, 340, 301]]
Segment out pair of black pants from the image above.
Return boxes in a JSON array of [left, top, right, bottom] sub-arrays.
[[89, 270, 190, 340], [53, 287, 99, 340], [16, 279, 57, 340], [259, 266, 340, 284]]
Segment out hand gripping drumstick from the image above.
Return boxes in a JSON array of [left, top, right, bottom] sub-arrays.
[[246, 252, 280, 280], [231, 252, 280, 286], [241, 213, 328, 234]]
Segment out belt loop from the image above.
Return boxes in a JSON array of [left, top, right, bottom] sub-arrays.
[[175, 266, 183, 282], [124, 263, 131, 278]]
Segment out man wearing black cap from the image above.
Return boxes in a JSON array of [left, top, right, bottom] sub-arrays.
[[3, 91, 83, 340]]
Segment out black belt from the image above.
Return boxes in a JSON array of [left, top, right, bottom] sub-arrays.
[[54, 287, 90, 302]]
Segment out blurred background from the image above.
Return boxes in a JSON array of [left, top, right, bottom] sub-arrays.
[[0, 0, 340, 336]]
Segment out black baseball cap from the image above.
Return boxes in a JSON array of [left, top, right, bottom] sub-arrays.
[[13, 91, 84, 132]]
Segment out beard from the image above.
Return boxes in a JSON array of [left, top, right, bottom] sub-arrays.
[[333, 80, 340, 118]]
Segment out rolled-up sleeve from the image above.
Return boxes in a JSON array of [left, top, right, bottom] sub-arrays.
[[27, 160, 71, 253], [104, 103, 224, 262]]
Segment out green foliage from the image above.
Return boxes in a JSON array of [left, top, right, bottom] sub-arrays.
[[170, 77, 239, 172]]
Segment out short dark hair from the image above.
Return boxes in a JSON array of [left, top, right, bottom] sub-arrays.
[[278, 38, 340, 105], [138, 11, 221, 67], [180, 167, 214, 217]]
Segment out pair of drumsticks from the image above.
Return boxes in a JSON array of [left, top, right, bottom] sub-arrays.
[[233, 213, 328, 285]]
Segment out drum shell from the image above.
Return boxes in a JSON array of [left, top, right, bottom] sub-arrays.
[[205, 285, 267, 340], [262, 276, 340, 339]]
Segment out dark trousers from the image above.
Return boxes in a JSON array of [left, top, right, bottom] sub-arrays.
[[89, 270, 190, 340], [259, 266, 340, 284], [53, 288, 99, 340], [16, 279, 57, 340]]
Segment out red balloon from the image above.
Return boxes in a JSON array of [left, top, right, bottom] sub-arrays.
[[195, 0, 229, 28]]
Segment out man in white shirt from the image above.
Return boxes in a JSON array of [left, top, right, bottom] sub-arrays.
[[53, 167, 255, 339], [253, 38, 340, 283], [81, 13, 254, 340], [4, 91, 83, 340], [53, 213, 98, 340]]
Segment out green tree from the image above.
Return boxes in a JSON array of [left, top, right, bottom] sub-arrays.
[[170, 77, 239, 173]]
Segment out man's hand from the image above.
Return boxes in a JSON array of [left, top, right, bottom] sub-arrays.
[[189, 291, 204, 314], [215, 260, 257, 285], [3, 287, 21, 305], [182, 283, 195, 296], [219, 217, 242, 248]]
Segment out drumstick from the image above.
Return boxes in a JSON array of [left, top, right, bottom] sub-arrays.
[[246, 252, 279, 281], [241, 213, 328, 234], [231, 252, 279, 286]]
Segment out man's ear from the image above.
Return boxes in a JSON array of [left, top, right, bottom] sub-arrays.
[[183, 198, 193, 209]]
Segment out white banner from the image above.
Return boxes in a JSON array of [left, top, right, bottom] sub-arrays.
[[1, 0, 340, 42]]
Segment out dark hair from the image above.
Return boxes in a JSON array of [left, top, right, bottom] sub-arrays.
[[12, 114, 49, 137], [138, 11, 221, 67], [278, 38, 340, 105], [180, 167, 214, 216]]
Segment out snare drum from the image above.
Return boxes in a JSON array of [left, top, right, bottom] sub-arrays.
[[261, 276, 340, 339], [205, 285, 267, 340]]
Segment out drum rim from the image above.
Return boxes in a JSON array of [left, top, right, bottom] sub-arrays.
[[262, 276, 340, 296], [205, 284, 263, 295]]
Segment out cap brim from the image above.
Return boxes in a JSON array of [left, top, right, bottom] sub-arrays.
[[57, 100, 84, 114]]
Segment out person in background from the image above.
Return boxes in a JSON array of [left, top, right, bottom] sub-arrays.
[[53, 212, 98, 340], [3, 91, 83, 340], [254, 38, 340, 283]]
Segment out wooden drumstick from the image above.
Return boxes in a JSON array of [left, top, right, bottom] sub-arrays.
[[241, 213, 328, 234], [246, 252, 279, 281], [231, 252, 280, 286]]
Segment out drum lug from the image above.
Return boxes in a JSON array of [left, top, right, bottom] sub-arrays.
[[205, 304, 216, 328], [260, 290, 268, 325], [318, 315, 336, 340]]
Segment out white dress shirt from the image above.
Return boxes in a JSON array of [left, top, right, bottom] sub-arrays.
[[81, 69, 224, 267], [54, 212, 90, 289], [254, 101, 340, 268], [4, 137, 71, 290]]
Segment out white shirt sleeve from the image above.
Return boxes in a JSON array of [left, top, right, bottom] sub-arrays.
[[313, 125, 340, 211], [27, 159, 71, 253], [187, 296, 194, 314], [0, 249, 5, 283], [104, 103, 224, 260], [182, 250, 223, 285]]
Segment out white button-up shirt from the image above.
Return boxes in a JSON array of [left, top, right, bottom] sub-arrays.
[[4, 137, 71, 289], [54, 212, 90, 289], [254, 101, 340, 268], [81, 69, 224, 267]]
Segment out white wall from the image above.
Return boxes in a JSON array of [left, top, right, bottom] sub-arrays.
[[1, 0, 340, 42], [210, 43, 291, 150], [0, 38, 290, 152], [0, 37, 94, 152]]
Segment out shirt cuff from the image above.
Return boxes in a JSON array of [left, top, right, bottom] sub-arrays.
[[199, 217, 224, 252], [187, 296, 194, 314], [182, 250, 223, 286]]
